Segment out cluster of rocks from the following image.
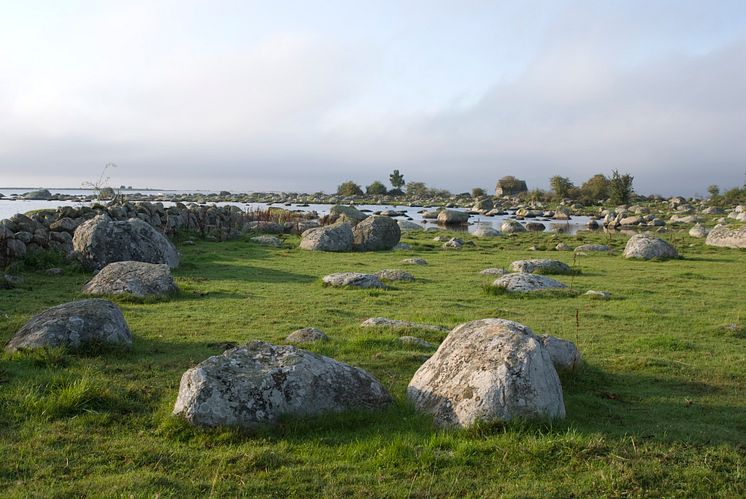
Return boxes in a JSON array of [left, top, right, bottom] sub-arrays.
[[0, 201, 317, 268], [300, 213, 401, 252]]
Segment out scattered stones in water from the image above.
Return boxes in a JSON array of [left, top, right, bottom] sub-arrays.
[[401, 258, 428, 265], [82, 261, 178, 298], [361, 317, 448, 332], [5, 299, 132, 352], [375, 269, 415, 282], [286, 327, 329, 343], [322, 272, 386, 289], [407, 318, 566, 428], [173, 341, 392, 428], [623, 234, 679, 260], [585, 290, 611, 300], [492, 273, 567, 292], [509, 259, 575, 275]]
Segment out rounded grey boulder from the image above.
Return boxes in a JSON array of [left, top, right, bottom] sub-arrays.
[[407, 319, 566, 428], [501, 220, 526, 233], [623, 234, 679, 260], [82, 261, 177, 298], [5, 299, 132, 352], [73, 214, 179, 272], [705, 224, 746, 249], [352, 216, 401, 251], [322, 272, 386, 289], [375, 269, 415, 282], [437, 210, 469, 225], [286, 327, 329, 343], [173, 341, 392, 428], [299, 222, 353, 252], [492, 273, 567, 292], [510, 259, 575, 275]]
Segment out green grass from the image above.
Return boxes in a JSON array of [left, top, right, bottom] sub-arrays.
[[1, 229, 745, 497]]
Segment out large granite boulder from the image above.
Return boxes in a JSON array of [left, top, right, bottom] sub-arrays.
[[352, 216, 401, 251], [299, 222, 354, 252], [437, 210, 469, 225], [688, 224, 708, 238], [173, 341, 392, 428], [72, 214, 179, 272], [509, 259, 575, 275], [82, 261, 177, 297], [705, 224, 746, 249], [5, 299, 132, 352], [492, 273, 567, 292], [407, 319, 565, 428], [623, 234, 679, 260], [501, 220, 526, 233]]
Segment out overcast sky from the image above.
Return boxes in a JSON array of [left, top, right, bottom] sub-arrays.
[[1, 0, 745, 195]]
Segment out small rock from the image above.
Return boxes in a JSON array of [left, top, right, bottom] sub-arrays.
[[492, 273, 567, 292], [555, 243, 573, 251], [585, 290, 611, 300], [322, 272, 386, 289], [250, 235, 282, 247], [401, 258, 428, 265], [574, 244, 610, 252], [361, 317, 448, 332], [286, 327, 329, 343], [479, 267, 506, 276], [540, 335, 582, 371], [509, 259, 575, 275], [375, 269, 415, 282], [442, 238, 463, 250]]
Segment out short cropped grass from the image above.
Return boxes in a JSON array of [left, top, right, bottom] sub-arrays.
[[0, 228, 745, 497]]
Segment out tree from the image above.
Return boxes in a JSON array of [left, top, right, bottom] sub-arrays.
[[336, 181, 363, 196], [471, 187, 486, 198], [549, 176, 575, 199], [579, 173, 610, 203], [389, 170, 405, 190], [366, 181, 387, 195], [707, 185, 720, 197], [608, 169, 634, 205], [406, 181, 428, 197]]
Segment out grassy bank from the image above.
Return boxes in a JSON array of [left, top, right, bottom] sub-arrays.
[[1, 229, 745, 497]]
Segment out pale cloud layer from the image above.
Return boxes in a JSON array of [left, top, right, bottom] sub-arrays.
[[1, 0, 745, 195]]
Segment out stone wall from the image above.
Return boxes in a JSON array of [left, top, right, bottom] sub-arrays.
[[0, 202, 316, 268]]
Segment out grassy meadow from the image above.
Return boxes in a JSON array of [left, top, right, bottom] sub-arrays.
[[1, 228, 745, 497]]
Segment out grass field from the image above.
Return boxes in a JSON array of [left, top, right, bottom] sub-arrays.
[[1, 228, 745, 497]]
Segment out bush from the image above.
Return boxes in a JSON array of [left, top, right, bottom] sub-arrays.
[[366, 181, 387, 195], [336, 181, 364, 196]]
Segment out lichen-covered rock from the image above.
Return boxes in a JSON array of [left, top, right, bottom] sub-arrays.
[[623, 234, 679, 260], [299, 222, 353, 252], [401, 258, 428, 266], [574, 244, 609, 252], [328, 205, 368, 224], [5, 299, 132, 352], [361, 317, 448, 332], [479, 267, 506, 276], [375, 269, 415, 282], [72, 214, 179, 271], [540, 335, 582, 371], [286, 327, 328, 343], [492, 273, 567, 292], [82, 261, 177, 297], [322, 272, 386, 289], [705, 224, 746, 249], [501, 220, 526, 233], [407, 319, 565, 428], [442, 238, 464, 250], [688, 224, 708, 238], [437, 210, 469, 225], [173, 341, 392, 427], [473, 226, 501, 238], [352, 216, 401, 251], [509, 259, 575, 275]]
